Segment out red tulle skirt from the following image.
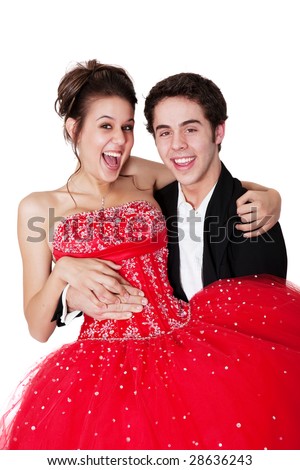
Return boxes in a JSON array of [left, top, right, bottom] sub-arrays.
[[1, 276, 300, 450]]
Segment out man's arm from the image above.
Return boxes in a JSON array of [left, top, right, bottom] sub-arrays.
[[52, 259, 148, 326], [227, 173, 287, 280], [53, 286, 148, 326], [229, 220, 287, 280]]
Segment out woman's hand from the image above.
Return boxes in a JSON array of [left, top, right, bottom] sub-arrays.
[[236, 188, 281, 237]]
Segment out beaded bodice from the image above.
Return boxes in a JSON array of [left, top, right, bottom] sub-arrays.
[[53, 200, 189, 340]]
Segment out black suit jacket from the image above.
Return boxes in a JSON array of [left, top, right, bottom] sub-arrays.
[[154, 162, 287, 302]]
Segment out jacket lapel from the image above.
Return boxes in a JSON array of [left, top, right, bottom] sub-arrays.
[[155, 163, 243, 294], [154, 182, 187, 301], [203, 162, 242, 285]]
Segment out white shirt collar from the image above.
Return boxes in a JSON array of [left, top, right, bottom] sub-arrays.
[[177, 182, 216, 213]]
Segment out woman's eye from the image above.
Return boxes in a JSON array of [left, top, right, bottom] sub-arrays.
[[101, 124, 112, 129], [123, 125, 134, 132]]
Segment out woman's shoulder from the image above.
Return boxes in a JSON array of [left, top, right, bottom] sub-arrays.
[[18, 187, 68, 218]]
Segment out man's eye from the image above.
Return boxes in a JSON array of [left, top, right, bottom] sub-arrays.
[[159, 131, 170, 137], [186, 128, 197, 133]]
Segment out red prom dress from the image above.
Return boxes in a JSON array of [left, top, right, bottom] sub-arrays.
[[1, 200, 300, 450]]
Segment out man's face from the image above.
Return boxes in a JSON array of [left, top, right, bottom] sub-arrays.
[[152, 96, 224, 190]]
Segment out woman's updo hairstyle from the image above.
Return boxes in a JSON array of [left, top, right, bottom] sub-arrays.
[[55, 59, 137, 156]]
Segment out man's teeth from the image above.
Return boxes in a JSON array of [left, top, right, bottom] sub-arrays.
[[174, 157, 194, 164]]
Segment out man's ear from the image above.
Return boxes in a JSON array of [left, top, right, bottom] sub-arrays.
[[65, 118, 77, 141], [215, 122, 225, 145]]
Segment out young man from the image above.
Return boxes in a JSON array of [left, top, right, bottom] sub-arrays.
[[54, 72, 286, 323], [144, 72, 287, 301]]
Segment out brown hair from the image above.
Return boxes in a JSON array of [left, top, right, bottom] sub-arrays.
[[144, 72, 227, 151], [55, 59, 137, 158]]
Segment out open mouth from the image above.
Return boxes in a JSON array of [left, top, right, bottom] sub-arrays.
[[102, 152, 122, 170], [172, 156, 196, 168]]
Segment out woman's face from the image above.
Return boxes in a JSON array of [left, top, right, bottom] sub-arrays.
[[76, 95, 135, 183]]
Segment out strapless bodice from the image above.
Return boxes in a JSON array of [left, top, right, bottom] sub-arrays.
[[53, 200, 189, 340]]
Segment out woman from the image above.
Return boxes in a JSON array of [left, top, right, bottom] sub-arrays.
[[1, 60, 299, 450]]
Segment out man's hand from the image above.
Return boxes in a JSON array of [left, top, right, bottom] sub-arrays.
[[58, 256, 148, 321], [236, 188, 281, 237], [57, 256, 145, 304], [66, 285, 148, 321]]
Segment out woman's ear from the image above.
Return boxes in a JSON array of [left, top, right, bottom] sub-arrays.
[[65, 118, 77, 141]]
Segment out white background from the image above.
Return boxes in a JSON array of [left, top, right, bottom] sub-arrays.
[[0, 0, 299, 415]]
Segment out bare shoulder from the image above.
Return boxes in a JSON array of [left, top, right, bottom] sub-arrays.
[[18, 187, 67, 220], [17, 188, 71, 251], [122, 156, 175, 190], [19, 192, 50, 218]]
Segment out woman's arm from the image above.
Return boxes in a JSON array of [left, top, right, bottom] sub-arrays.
[[237, 182, 281, 236], [18, 194, 67, 342], [18, 193, 147, 341], [123, 158, 282, 234], [121, 156, 175, 190]]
